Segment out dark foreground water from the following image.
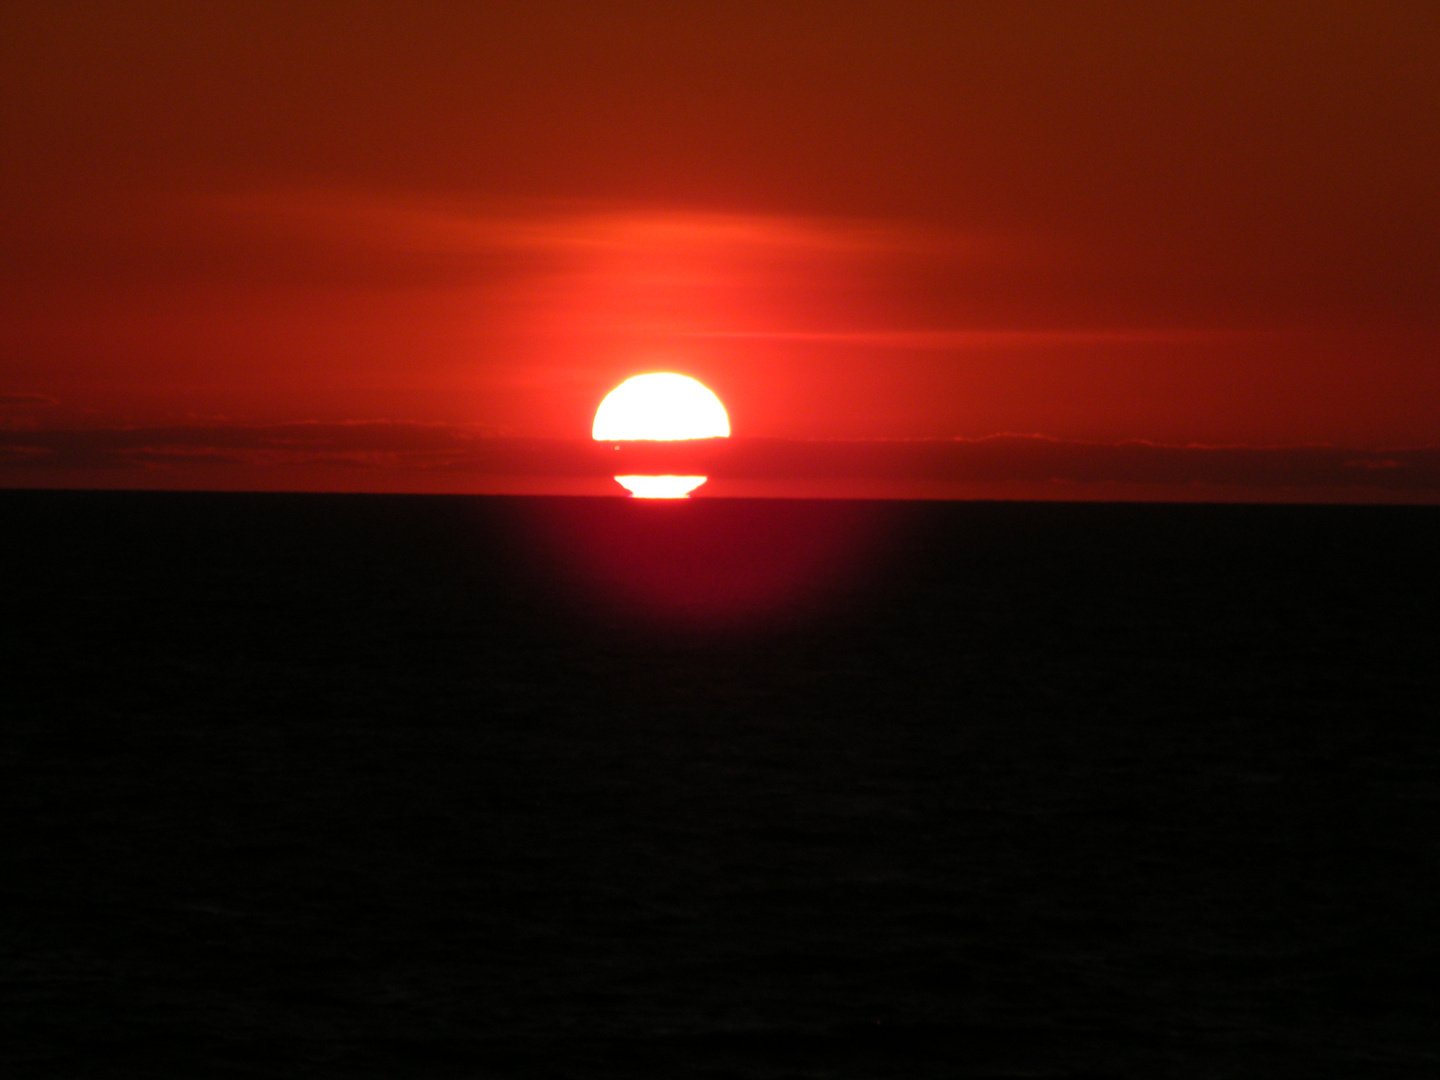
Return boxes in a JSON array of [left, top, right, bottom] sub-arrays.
[[3, 491, 1438, 1078]]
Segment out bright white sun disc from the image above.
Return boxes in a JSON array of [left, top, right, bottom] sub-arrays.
[[592, 373, 730, 441], [614, 475, 708, 498]]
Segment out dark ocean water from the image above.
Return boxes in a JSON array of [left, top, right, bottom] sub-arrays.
[[3, 491, 1438, 1078]]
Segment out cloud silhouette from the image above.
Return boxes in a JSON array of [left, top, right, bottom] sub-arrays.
[[2, 423, 1437, 500], [0, 394, 59, 407]]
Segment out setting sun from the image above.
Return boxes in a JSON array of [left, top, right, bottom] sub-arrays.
[[592, 373, 730, 442], [594, 373, 729, 497]]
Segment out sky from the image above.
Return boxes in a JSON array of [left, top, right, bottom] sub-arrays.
[[2, 2, 1437, 497]]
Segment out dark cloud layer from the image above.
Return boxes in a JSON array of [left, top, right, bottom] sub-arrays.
[[3, 424, 1436, 501]]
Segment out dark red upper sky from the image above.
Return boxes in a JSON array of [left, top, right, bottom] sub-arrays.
[[2, 2, 1437, 492]]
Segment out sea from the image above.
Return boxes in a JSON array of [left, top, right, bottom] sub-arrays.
[[4, 490, 1438, 1078]]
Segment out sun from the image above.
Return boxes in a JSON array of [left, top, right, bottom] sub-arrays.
[[593, 373, 729, 498], [592, 373, 730, 441]]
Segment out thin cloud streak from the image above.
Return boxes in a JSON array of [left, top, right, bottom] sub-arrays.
[[686, 329, 1272, 349], [209, 189, 1001, 260]]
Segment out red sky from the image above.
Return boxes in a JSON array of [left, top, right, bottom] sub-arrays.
[[2, 2, 1437, 497]]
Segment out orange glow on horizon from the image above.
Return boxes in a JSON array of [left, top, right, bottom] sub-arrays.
[[613, 475, 708, 498], [5, 5, 1440, 483]]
